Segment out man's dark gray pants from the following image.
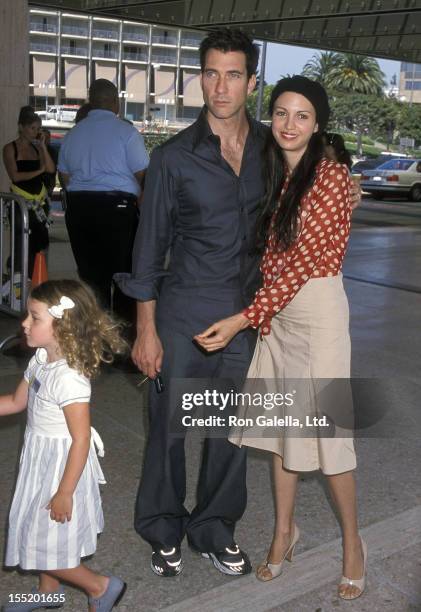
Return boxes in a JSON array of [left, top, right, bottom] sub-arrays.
[[134, 326, 255, 553]]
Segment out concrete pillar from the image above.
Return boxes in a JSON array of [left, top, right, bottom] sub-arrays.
[[0, 0, 29, 191]]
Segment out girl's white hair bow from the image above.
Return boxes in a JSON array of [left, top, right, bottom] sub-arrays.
[[48, 296, 75, 319]]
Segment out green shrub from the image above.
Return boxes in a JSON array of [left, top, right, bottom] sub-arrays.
[[341, 133, 374, 145], [345, 142, 382, 156], [143, 132, 172, 154]]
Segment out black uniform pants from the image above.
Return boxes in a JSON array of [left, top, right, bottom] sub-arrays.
[[135, 325, 256, 553], [65, 191, 138, 323]]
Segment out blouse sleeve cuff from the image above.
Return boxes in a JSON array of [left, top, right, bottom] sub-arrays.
[[242, 306, 261, 329], [242, 304, 275, 336]]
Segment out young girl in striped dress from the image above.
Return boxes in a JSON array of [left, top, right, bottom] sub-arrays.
[[1, 280, 127, 612]]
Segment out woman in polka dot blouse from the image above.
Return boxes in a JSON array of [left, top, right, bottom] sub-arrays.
[[195, 76, 366, 600]]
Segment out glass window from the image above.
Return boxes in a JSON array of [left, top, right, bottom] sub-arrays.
[[378, 159, 414, 170], [405, 81, 421, 90]]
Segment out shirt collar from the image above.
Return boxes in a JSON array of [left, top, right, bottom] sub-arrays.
[[35, 348, 66, 369], [87, 109, 117, 118], [192, 106, 260, 151]]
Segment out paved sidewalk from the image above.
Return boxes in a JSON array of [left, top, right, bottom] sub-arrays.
[[0, 207, 420, 611]]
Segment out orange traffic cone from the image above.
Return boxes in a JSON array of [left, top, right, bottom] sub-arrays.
[[31, 252, 48, 288]]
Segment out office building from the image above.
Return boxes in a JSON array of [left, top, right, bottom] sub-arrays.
[[29, 6, 205, 121], [399, 62, 421, 104]]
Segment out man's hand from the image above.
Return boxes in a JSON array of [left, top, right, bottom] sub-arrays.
[[350, 177, 362, 210], [132, 324, 163, 378], [194, 313, 249, 352]]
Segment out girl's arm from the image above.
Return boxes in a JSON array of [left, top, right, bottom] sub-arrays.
[[46, 402, 91, 523], [2, 143, 45, 183], [0, 379, 28, 416]]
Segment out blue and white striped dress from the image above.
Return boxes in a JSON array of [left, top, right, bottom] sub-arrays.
[[5, 348, 105, 570]]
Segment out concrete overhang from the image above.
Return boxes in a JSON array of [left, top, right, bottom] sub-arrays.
[[31, 0, 421, 63]]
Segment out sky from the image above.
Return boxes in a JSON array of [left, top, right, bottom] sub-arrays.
[[261, 42, 400, 87]]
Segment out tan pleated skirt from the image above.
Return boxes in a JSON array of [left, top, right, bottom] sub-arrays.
[[229, 274, 356, 475]]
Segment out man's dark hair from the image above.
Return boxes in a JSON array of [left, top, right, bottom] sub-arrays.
[[199, 28, 259, 78], [89, 79, 118, 109]]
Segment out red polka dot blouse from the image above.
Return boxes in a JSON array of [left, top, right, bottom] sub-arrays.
[[243, 159, 352, 335]]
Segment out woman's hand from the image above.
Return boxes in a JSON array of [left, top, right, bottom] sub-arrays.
[[350, 178, 362, 210], [46, 491, 73, 523], [194, 313, 250, 352], [37, 131, 47, 147]]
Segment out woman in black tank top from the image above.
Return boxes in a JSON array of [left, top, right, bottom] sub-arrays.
[[2, 106, 56, 277], [12, 140, 44, 195]]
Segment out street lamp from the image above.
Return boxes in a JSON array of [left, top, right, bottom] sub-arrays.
[[256, 41, 267, 122], [119, 90, 134, 118], [38, 82, 55, 113], [157, 97, 174, 125]]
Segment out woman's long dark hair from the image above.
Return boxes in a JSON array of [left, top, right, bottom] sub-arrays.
[[255, 130, 324, 253]]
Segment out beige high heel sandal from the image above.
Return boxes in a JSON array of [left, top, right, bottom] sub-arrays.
[[256, 525, 300, 582], [338, 537, 367, 600]]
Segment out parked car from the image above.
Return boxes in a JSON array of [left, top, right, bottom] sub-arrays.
[[360, 158, 421, 201], [352, 153, 408, 175]]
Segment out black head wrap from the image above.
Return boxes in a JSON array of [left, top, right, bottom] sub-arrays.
[[269, 75, 330, 133]]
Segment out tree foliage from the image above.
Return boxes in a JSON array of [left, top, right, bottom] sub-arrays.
[[326, 54, 387, 96], [302, 51, 342, 88], [329, 93, 421, 151], [245, 50, 421, 151], [246, 85, 274, 119], [299, 50, 421, 151]]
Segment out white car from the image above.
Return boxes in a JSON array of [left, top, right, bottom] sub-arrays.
[[360, 158, 421, 201]]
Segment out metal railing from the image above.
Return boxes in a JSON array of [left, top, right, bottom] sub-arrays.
[[0, 194, 29, 350], [30, 42, 57, 53], [123, 31, 149, 43], [151, 53, 177, 64], [61, 24, 89, 36], [61, 46, 88, 57], [180, 55, 201, 66], [30, 22, 58, 33], [123, 51, 148, 62], [152, 35, 177, 45], [92, 49, 118, 59], [92, 28, 119, 39], [180, 37, 202, 47]]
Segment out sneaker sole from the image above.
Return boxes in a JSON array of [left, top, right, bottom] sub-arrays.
[[202, 552, 250, 576], [150, 558, 184, 578]]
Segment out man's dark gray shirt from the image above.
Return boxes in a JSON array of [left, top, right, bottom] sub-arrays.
[[116, 108, 268, 343]]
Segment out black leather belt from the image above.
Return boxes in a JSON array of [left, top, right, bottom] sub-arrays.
[[69, 190, 136, 198]]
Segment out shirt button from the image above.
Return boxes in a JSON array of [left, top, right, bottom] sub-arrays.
[[242, 236, 246, 241], [240, 206, 244, 212]]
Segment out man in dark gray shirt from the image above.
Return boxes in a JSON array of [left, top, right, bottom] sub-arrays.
[[116, 29, 266, 577]]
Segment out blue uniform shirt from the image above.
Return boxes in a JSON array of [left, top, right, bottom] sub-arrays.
[[58, 109, 149, 196]]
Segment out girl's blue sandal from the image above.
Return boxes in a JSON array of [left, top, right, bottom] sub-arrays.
[[88, 576, 126, 611]]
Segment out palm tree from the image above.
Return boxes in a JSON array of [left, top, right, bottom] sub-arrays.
[[326, 54, 386, 96], [302, 51, 342, 88]]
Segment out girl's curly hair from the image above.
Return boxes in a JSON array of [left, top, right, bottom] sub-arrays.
[[30, 279, 127, 378]]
